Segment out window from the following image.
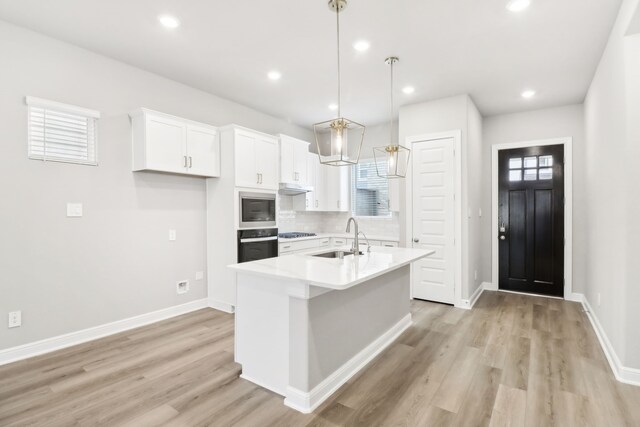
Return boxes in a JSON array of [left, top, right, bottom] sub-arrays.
[[508, 155, 554, 182], [351, 159, 391, 217], [26, 96, 100, 165]]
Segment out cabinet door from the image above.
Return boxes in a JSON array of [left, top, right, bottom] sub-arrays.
[[145, 114, 187, 173], [322, 165, 350, 211], [186, 124, 219, 177], [235, 132, 258, 188], [293, 141, 309, 185], [280, 137, 295, 183], [256, 137, 279, 190]]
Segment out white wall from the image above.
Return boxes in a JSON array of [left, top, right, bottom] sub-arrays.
[[583, 0, 639, 369], [0, 21, 311, 350], [399, 94, 483, 300], [481, 104, 585, 292]]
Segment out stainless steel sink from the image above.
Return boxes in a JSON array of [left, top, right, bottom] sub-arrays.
[[312, 250, 364, 259]]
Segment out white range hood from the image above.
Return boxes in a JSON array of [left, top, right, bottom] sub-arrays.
[[278, 182, 313, 196]]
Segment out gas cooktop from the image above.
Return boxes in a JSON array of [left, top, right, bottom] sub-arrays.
[[278, 232, 317, 239]]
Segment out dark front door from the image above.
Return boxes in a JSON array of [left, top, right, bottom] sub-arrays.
[[498, 145, 564, 297]]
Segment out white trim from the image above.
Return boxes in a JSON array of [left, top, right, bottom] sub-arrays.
[[456, 283, 484, 310], [240, 373, 286, 397], [483, 281, 498, 291], [0, 299, 208, 366], [580, 294, 640, 386], [405, 130, 463, 307], [208, 298, 235, 313], [284, 313, 412, 414], [491, 137, 573, 299], [25, 96, 101, 118], [497, 289, 563, 300]]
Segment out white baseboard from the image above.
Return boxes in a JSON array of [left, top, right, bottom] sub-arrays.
[[483, 281, 498, 291], [580, 294, 640, 387], [0, 298, 209, 366], [565, 292, 584, 303], [284, 313, 413, 414], [208, 298, 235, 314], [456, 283, 485, 310]]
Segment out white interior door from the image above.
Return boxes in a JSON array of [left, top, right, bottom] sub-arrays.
[[411, 137, 456, 304]]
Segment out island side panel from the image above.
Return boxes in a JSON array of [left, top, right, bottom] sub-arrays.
[[288, 265, 411, 395], [235, 272, 290, 396]]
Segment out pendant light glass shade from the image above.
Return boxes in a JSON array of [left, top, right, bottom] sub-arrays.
[[314, 0, 365, 166], [374, 57, 411, 178], [314, 118, 365, 166]]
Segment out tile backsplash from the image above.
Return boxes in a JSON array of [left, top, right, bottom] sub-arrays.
[[278, 195, 400, 239]]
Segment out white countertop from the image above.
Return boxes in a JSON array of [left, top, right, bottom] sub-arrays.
[[278, 233, 399, 243], [228, 246, 434, 290]]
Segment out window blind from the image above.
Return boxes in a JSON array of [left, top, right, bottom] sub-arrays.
[[26, 97, 100, 165], [351, 159, 391, 217]]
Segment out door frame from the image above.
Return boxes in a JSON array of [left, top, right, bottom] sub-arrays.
[[491, 137, 574, 299], [405, 130, 463, 307]]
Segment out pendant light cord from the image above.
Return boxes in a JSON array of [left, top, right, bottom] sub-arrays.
[[336, 4, 341, 118], [389, 59, 394, 145]]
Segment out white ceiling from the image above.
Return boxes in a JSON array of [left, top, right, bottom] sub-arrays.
[[0, 0, 622, 126]]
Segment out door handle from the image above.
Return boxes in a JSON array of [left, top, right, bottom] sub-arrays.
[[188, 156, 193, 168], [413, 238, 419, 243]]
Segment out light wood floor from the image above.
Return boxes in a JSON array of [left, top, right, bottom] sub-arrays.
[[1, 292, 639, 426]]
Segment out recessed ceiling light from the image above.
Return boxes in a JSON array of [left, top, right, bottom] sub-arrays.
[[402, 86, 415, 94], [521, 89, 536, 99], [328, 104, 338, 111], [353, 40, 370, 52], [267, 71, 282, 81], [506, 0, 531, 12], [158, 15, 180, 29]]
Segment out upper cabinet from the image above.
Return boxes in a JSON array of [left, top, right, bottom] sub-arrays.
[[230, 127, 279, 190], [294, 153, 350, 212], [130, 108, 220, 177], [279, 134, 310, 185]]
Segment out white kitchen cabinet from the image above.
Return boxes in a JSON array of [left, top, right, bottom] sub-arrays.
[[324, 165, 350, 212], [279, 135, 309, 185], [131, 108, 219, 177], [294, 153, 349, 212], [233, 128, 279, 190]]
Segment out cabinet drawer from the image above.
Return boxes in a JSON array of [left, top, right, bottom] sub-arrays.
[[279, 239, 319, 254], [332, 238, 348, 246]]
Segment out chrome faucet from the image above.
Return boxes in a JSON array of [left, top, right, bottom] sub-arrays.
[[345, 217, 360, 255], [358, 231, 371, 253]]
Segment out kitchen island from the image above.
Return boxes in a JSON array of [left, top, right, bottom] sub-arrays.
[[228, 246, 434, 413]]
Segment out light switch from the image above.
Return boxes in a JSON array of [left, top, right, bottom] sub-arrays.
[[169, 229, 177, 241], [67, 203, 83, 217]]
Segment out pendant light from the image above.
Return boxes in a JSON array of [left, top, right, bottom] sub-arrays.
[[374, 57, 410, 178], [314, 0, 365, 166]]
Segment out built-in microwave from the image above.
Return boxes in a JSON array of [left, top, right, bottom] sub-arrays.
[[239, 192, 276, 229]]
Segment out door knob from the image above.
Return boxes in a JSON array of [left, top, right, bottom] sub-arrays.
[[500, 235, 506, 240], [413, 238, 419, 243]]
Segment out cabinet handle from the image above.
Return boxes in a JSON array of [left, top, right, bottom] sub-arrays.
[[188, 156, 193, 168], [183, 156, 188, 168], [257, 173, 260, 184], [315, 200, 318, 208], [306, 199, 309, 208], [283, 245, 291, 249], [337, 200, 340, 209], [259, 173, 263, 184]]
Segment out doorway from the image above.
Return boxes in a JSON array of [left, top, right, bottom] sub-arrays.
[[406, 131, 462, 306], [491, 138, 573, 299], [498, 145, 564, 296]]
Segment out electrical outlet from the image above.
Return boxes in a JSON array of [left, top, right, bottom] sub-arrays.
[[195, 271, 204, 281], [597, 293, 601, 307], [8, 311, 21, 328], [176, 280, 189, 294], [169, 229, 177, 241], [66, 203, 83, 217]]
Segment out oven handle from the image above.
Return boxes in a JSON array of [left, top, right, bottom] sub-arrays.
[[240, 236, 278, 243]]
